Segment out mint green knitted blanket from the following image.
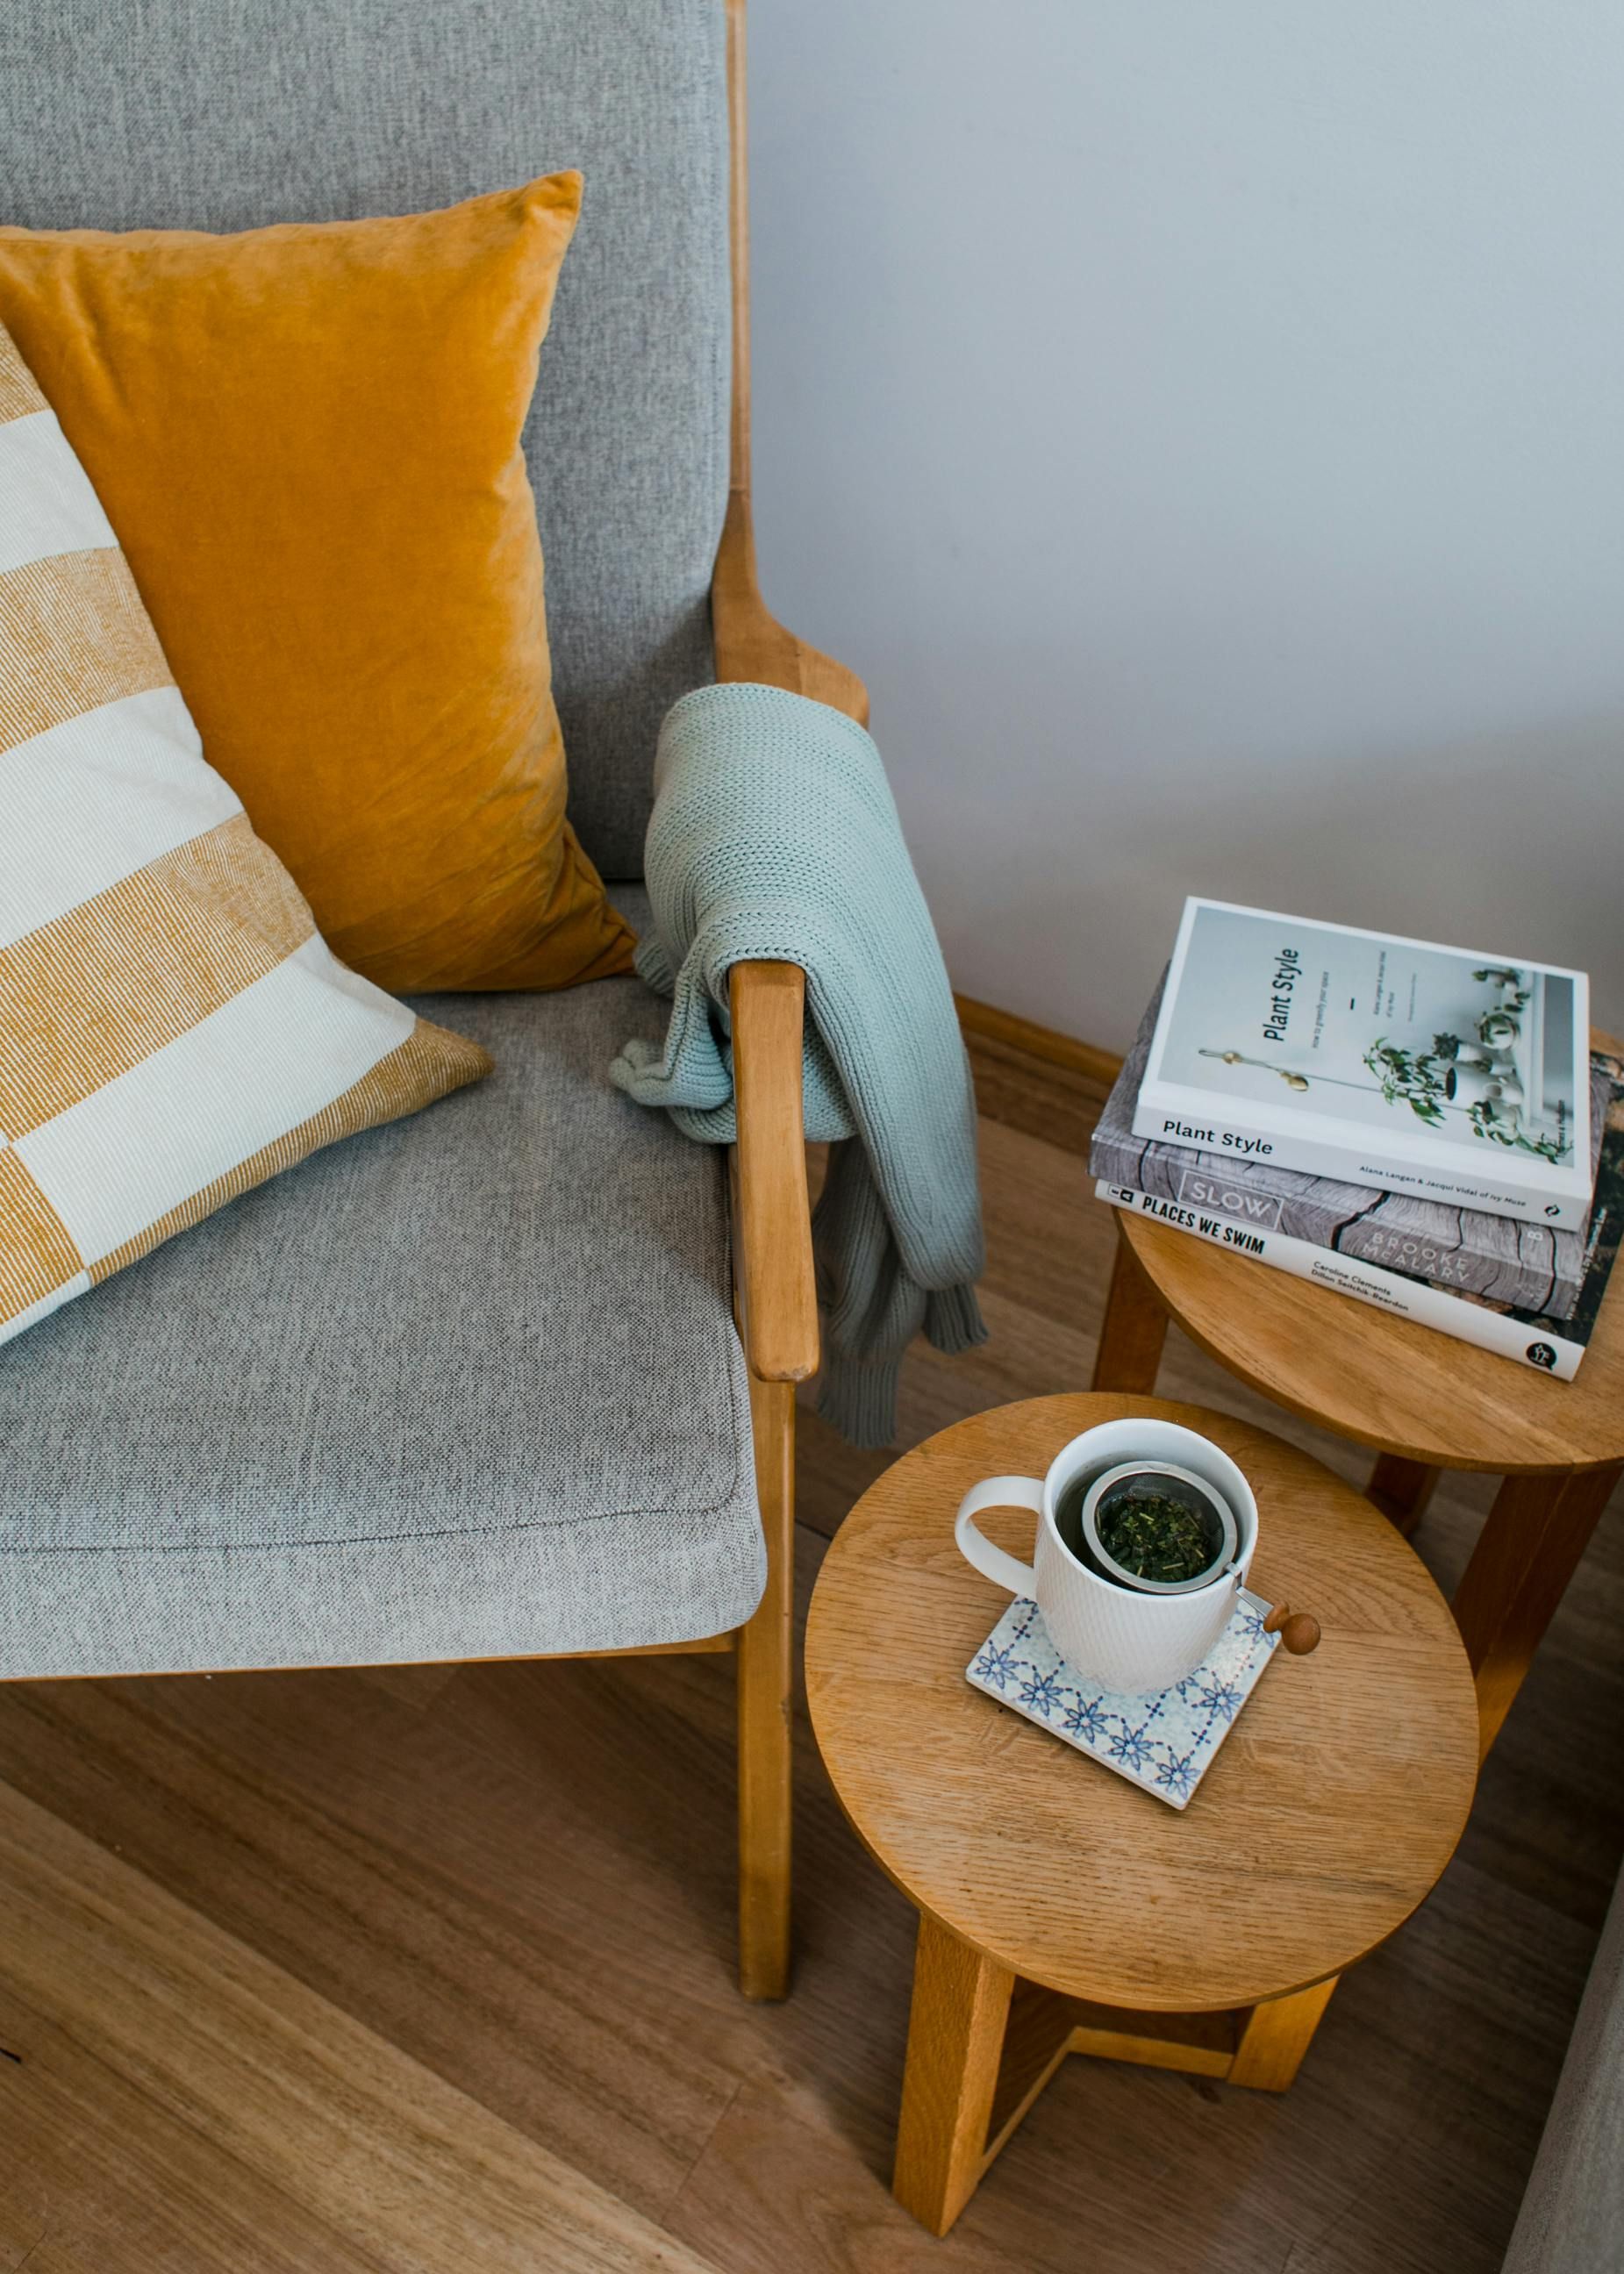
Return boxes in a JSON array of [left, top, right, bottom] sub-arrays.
[[609, 683, 986, 1448]]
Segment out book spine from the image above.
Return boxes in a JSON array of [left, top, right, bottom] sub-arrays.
[[1090, 1125, 1577, 1316], [1127, 1091, 1588, 1231], [1095, 1182, 1584, 1378]]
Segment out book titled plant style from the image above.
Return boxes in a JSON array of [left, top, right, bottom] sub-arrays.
[[1097, 1052, 1623, 1377], [1134, 900, 1593, 1230]]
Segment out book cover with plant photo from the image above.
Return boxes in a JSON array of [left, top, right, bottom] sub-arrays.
[[1133, 899, 1593, 1229]]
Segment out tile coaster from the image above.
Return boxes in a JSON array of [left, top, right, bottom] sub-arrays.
[[965, 1590, 1279, 1810]]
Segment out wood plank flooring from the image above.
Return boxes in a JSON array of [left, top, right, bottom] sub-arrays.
[[0, 1784, 725, 2274], [1, 1032, 1620, 2272]]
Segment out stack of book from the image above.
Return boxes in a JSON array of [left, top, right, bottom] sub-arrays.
[[1091, 899, 1621, 1377]]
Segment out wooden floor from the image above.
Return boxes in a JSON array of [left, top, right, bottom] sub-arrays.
[[2, 1027, 1620, 2273]]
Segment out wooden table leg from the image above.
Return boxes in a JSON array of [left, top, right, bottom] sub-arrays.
[[1452, 1462, 1623, 1762], [1091, 1226, 1170, 1394], [1227, 1977, 1338, 2092], [1367, 1454, 1440, 1539], [892, 1915, 1014, 2237]]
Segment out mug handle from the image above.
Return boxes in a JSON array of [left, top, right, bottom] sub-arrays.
[[954, 1476, 1045, 1597]]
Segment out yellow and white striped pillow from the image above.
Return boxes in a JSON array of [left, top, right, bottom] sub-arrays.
[[0, 320, 492, 1346]]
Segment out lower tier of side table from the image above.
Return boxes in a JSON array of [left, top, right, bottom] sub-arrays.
[[805, 1394, 1479, 2240]]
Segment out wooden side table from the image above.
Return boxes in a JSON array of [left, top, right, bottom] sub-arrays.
[[1093, 1185, 1624, 1759], [806, 1394, 1478, 2238]]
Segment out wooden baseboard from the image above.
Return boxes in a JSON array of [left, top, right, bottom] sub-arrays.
[[954, 995, 1122, 1090]]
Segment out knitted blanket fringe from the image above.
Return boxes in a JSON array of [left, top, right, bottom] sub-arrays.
[[610, 683, 986, 1448]]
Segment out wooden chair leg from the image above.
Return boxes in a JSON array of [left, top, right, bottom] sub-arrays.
[[1367, 1454, 1441, 1538], [892, 1915, 1014, 2237], [1228, 1977, 1338, 2092], [1091, 1224, 1170, 1394], [736, 1368, 794, 1999], [1452, 1462, 1622, 1762]]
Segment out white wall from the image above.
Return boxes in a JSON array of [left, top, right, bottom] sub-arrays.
[[747, 2, 1624, 1050]]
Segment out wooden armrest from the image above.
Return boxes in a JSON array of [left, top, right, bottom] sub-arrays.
[[712, 492, 869, 725], [730, 959, 819, 1383]]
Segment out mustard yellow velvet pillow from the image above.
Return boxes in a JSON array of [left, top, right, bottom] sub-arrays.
[[0, 178, 634, 993]]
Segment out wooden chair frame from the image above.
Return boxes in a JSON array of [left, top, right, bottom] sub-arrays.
[[537, 0, 869, 2000], [712, 0, 867, 1997], [6, 0, 861, 2006]]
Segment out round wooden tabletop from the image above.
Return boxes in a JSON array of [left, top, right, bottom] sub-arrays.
[[806, 1393, 1478, 2014], [1117, 1205, 1624, 1474]]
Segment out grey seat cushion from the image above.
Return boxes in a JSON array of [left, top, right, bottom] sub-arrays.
[[0, 895, 762, 1677], [0, 0, 729, 878]]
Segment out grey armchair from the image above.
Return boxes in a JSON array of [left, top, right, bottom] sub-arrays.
[[0, 0, 862, 1999]]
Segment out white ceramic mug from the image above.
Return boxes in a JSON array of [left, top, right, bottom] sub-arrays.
[[955, 1419, 1258, 1694]]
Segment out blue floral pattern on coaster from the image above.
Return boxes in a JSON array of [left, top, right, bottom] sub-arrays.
[[965, 1591, 1278, 1810]]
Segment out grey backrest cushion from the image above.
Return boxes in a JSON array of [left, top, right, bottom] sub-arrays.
[[0, 0, 730, 878]]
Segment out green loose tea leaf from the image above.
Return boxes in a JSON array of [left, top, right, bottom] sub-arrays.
[[1096, 1488, 1217, 1584]]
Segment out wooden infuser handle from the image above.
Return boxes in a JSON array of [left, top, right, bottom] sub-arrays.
[[1263, 1603, 1322, 1655]]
